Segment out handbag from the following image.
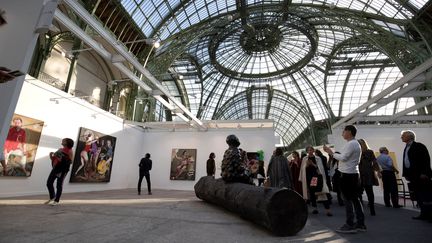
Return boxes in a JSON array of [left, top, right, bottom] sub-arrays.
[[264, 178, 271, 187], [373, 172, 380, 186], [310, 174, 323, 191]]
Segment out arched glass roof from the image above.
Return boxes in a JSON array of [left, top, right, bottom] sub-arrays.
[[118, 0, 432, 147]]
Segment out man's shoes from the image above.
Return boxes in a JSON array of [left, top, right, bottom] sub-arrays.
[[385, 204, 392, 207], [44, 199, 53, 205], [355, 224, 367, 232], [393, 205, 402, 208], [312, 209, 318, 214], [412, 215, 427, 220], [148, 192, 152, 195], [326, 212, 333, 217], [138, 192, 141, 195], [49, 201, 59, 206], [336, 224, 357, 234]]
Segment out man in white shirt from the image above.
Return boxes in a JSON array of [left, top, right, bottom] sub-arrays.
[[324, 125, 365, 233]]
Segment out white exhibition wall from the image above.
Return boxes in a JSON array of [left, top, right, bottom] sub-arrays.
[[141, 128, 276, 191], [328, 125, 432, 171], [0, 77, 277, 197], [0, 78, 144, 197]]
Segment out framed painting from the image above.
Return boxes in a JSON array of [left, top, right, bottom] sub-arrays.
[[70, 127, 116, 183], [170, 148, 197, 180], [1, 114, 44, 177]]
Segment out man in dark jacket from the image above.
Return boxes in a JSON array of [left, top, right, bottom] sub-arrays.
[[401, 130, 432, 220], [138, 153, 152, 195]]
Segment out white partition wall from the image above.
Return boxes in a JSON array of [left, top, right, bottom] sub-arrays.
[[1, 77, 277, 197], [0, 78, 144, 197], [139, 128, 276, 191]]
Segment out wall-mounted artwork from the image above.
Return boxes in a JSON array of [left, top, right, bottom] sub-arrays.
[[70, 127, 116, 183], [1, 114, 44, 177], [170, 148, 197, 180]]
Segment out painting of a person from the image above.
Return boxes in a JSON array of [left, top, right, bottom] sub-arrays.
[[74, 131, 95, 177], [175, 150, 194, 178], [70, 128, 117, 183], [3, 117, 27, 176], [170, 149, 197, 180]]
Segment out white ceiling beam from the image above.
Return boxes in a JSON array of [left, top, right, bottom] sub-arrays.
[[332, 57, 432, 129], [391, 97, 432, 120], [355, 115, 432, 122], [402, 90, 432, 98], [350, 80, 424, 123]]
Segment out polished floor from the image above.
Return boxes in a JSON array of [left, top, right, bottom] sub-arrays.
[[0, 189, 431, 243]]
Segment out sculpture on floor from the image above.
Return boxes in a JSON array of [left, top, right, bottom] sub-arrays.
[[194, 176, 308, 236], [197, 134, 308, 236]]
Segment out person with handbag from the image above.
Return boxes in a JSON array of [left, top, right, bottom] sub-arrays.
[[358, 139, 382, 216], [299, 145, 332, 216]]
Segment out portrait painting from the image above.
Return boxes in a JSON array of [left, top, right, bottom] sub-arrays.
[[1, 114, 44, 177], [170, 148, 197, 180], [70, 127, 116, 183]]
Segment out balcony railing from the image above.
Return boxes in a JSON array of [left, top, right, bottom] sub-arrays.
[[38, 72, 66, 90]]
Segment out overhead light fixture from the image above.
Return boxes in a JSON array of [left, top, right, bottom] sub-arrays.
[[121, 38, 160, 48], [49, 95, 93, 104], [109, 78, 131, 85], [61, 47, 94, 58]]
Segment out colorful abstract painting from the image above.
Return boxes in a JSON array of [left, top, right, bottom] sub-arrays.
[[70, 127, 116, 182], [1, 114, 44, 177], [170, 148, 197, 180]]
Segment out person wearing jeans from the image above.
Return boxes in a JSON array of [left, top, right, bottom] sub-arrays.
[[45, 138, 74, 206], [324, 125, 365, 233], [138, 153, 152, 195]]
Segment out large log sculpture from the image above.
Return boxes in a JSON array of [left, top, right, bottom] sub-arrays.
[[194, 176, 308, 236]]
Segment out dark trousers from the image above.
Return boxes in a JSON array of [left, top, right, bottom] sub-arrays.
[[46, 170, 67, 202], [411, 178, 432, 218], [138, 171, 151, 193], [340, 173, 365, 226], [309, 185, 330, 209], [382, 170, 399, 207], [359, 185, 375, 214]]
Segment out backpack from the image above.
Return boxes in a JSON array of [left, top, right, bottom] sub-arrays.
[[53, 151, 72, 173]]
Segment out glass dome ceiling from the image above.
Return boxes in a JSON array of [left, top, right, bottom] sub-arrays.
[[119, 0, 432, 147]]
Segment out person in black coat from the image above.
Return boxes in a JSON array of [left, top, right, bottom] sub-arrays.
[[45, 138, 74, 206], [206, 152, 216, 177], [401, 130, 432, 220], [138, 153, 152, 195]]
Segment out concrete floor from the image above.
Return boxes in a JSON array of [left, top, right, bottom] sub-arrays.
[[0, 189, 431, 243]]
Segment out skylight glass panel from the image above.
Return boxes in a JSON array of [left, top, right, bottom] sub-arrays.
[[409, 0, 428, 10]]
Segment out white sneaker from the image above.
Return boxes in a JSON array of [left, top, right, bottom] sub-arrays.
[[44, 199, 53, 205], [49, 201, 59, 206]]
